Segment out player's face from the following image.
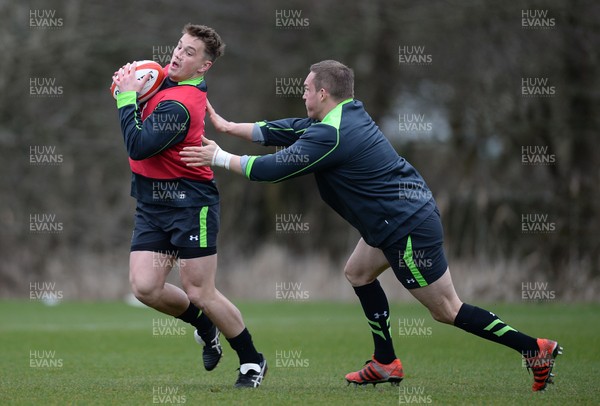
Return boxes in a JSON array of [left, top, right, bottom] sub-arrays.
[[169, 34, 212, 82], [303, 72, 322, 120]]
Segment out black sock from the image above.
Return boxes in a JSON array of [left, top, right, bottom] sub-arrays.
[[353, 279, 397, 364], [176, 303, 213, 339], [454, 303, 539, 356], [227, 328, 261, 365]]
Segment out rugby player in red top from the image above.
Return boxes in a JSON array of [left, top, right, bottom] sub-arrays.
[[112, 24, 266, 388], [180, 60, 561, 391]]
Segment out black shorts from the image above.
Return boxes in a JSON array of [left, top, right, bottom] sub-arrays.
[[382, 207, 448, 289], [130, 201, 219, 259]]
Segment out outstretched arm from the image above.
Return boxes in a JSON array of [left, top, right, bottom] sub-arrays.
[[207, 101, 313, 147], [180, 138, 244, 175], [181, 122, 339, 182], [206, 100, 254, 142]]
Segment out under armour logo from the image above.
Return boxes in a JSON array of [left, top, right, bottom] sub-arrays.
[[189, 235, 199, 241], [374, 311, 388, 319], [406, 278, 415, 284]]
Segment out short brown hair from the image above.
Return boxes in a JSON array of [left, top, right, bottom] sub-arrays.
[[182, 24, 225, 61], [309, 60, 354, 100]]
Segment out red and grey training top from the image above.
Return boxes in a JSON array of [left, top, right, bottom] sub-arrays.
[[116, 65, 218, 207], [240, 99, 436, 248]]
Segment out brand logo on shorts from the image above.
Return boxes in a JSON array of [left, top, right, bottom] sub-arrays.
[[406, 278, 415, 284], [189, 235, 198, 241]]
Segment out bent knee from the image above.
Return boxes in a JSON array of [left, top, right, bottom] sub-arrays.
[[430, 310, 454, 324], [130, 280, 161, 304], [344, 263, 373, 286], [429, 302, 462, 324], [129, 273, 163, 304], [186, 287, 216, 311]]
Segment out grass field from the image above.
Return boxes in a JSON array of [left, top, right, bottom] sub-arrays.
[[1, 300, 598, 405]]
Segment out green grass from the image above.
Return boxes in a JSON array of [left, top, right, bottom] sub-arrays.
[[1, 301, 598, 405]]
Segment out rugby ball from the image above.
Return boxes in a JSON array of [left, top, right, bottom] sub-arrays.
[[110, 60, 165, 103]]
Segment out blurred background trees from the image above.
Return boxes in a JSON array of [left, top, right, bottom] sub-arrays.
[[1, 0, 598, 300]]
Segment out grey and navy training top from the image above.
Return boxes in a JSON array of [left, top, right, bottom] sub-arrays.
[[240, 98, 436, 248]]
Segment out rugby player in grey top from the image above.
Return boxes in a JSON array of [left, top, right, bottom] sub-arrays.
[[180, 59, 561, 391]]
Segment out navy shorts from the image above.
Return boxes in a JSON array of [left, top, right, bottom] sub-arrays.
[[131, 201, 219, 259], [382, 207, 448, 289]]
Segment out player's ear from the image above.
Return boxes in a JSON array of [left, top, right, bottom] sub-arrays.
[[198, 60, 213, 75], [319, 88, 327, 101]]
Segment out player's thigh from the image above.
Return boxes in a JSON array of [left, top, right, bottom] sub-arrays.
[[129, 250, 174, 291], [170, 204, 219, 259], [383, 207, 447, 290], [170, 204, 219, 292], [129, 204, 178, 290], [344, 238, 390, 285], [179, 254, 218, 292], [408, 268, 462, 323]]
